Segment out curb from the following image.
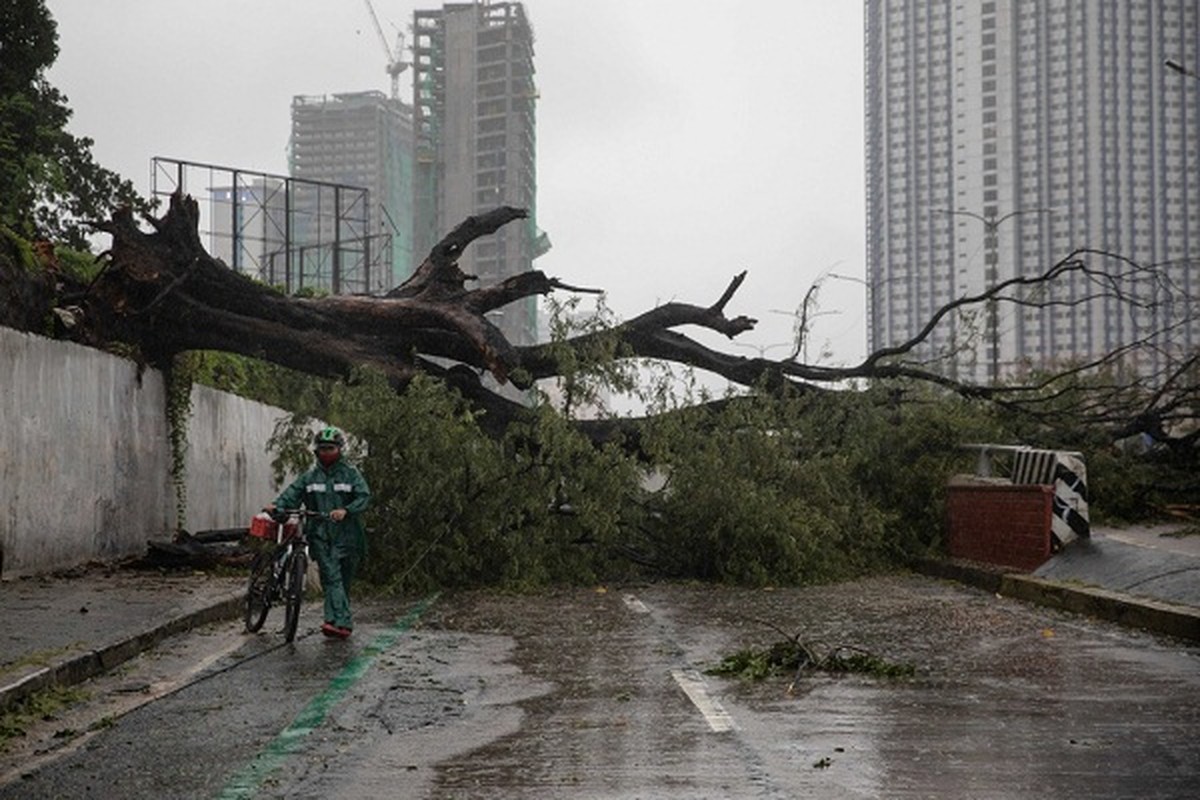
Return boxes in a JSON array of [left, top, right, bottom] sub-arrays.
[[0, 591, 244, 714], [916, 558, 1200, 643]]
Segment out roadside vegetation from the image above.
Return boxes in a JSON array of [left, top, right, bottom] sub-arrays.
[[250, 343, 1072, 592], [0, 686, 88, 752]]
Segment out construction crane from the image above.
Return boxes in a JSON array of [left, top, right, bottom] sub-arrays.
[[363, 0, 408, 99]]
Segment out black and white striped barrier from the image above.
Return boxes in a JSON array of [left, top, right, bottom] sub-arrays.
[[1012, 448, 1089, 545], [963, 444, 1090, 547]]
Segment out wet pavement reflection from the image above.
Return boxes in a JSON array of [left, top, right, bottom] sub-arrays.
[[2, 574, 1196, 799], [422, 575, 1200, 798]]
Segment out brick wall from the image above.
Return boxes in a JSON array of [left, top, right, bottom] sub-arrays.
[[945, 483, 1054, 571]]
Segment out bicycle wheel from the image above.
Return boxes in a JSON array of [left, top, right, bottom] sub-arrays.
[[282, 550, 307, 643], [244, 551, 272, 632]]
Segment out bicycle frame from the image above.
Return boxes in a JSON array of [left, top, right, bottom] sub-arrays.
[[245, 509, 322, 641], [272, 511, 310, 563]]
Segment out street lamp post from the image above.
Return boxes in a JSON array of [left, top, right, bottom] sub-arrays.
[[935, 207, 1056, 384], [763, 264, 845, 364], [1165, 59, 1199, 80], [733, 341, 794, 359], [825, 271, 874, 357], [826, 271, 905, 364]]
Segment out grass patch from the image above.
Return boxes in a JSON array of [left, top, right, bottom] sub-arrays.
[[88, 715, 117, 732], [0, 645, 81, 681], [0, 685, 90, 751], [1161, 524, 1200, 539]]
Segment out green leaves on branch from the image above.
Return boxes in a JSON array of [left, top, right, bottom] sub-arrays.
[[707, 639, 915, 681], [540, 295, 640, 418], [264, 358, 1001, 591], [629, 385, 1000, 585], [269, 369, 641, 593]]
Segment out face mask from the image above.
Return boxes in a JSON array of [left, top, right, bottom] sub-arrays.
[[317, 450, 340, 467]]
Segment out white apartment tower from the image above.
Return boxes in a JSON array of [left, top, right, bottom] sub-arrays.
[[865, 1, 1199, 383]]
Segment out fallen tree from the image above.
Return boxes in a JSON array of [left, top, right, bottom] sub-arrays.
[[17, 191, 1189, 453], [4, 193, 1197, 586]]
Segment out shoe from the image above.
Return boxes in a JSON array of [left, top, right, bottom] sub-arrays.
[[321, 622, 339, 638], [334, 626, 352, 639]]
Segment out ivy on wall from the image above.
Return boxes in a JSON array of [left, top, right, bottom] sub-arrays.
[[164, 353, 196, 529]]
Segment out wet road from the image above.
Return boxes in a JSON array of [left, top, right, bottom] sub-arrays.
[[2, 574, 1198, 798]]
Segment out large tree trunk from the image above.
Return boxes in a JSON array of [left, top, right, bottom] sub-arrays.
[[59, 192, 784, 436], [2, 190, 1195, 452], [82, 195, 544, 387]]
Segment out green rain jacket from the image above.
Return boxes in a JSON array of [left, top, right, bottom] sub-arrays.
[[274, 459, 371, 554]]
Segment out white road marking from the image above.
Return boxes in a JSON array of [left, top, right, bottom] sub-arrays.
[[671, 668, 737, 732], [622, 594, 650, 614]]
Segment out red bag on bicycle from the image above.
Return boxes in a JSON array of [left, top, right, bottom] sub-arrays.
[[248, 512, 278, 539]]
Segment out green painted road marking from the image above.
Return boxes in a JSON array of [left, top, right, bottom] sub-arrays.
[[217, 594, 439, 799]]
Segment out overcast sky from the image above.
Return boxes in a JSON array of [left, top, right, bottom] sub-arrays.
[[45, 0, 868, 373]]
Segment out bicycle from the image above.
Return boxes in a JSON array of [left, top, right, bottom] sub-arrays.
[[244, 508, 323, 642]]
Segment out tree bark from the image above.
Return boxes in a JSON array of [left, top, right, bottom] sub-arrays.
[[0, 190, 1193, 453]]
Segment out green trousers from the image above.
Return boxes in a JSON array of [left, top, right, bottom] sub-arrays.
[[309, 531, 361, 629]]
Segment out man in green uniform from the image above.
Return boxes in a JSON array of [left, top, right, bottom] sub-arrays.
[[268, 426, 371, 639]]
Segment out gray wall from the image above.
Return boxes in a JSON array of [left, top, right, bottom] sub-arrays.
[[1, 327, 292, 578], [184, 383, 288, 533]]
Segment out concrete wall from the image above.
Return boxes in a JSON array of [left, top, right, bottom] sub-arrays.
[[184, 383, 288, 533], [0, 327, 292, 578]]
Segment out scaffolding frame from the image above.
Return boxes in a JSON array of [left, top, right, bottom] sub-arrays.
[[151, 157, 392, 295]]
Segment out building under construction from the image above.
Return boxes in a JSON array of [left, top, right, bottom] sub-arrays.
[[289, 90, 416, 292], [413, 1, 548, 346]]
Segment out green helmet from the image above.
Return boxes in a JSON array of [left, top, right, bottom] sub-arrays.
[[313, 426, 345, 449]]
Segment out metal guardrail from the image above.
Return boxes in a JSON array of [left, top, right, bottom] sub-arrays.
[[960, 443, 1090, 545]]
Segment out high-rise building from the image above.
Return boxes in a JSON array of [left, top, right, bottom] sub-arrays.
[[289, 91, 416, 293], [208, 177, 287, 275], [864, 1, 1199, 383], [413, 1, 548, 346]]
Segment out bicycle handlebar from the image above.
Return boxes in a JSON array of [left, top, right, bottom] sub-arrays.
[[265, 507, 329, 524]]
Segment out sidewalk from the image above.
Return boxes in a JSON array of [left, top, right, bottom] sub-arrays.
[[0, 564, 244, 712], [920, 522, 1200, 642], [1037, 523, 1200, 604], [2, 523, 1198, 714]]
